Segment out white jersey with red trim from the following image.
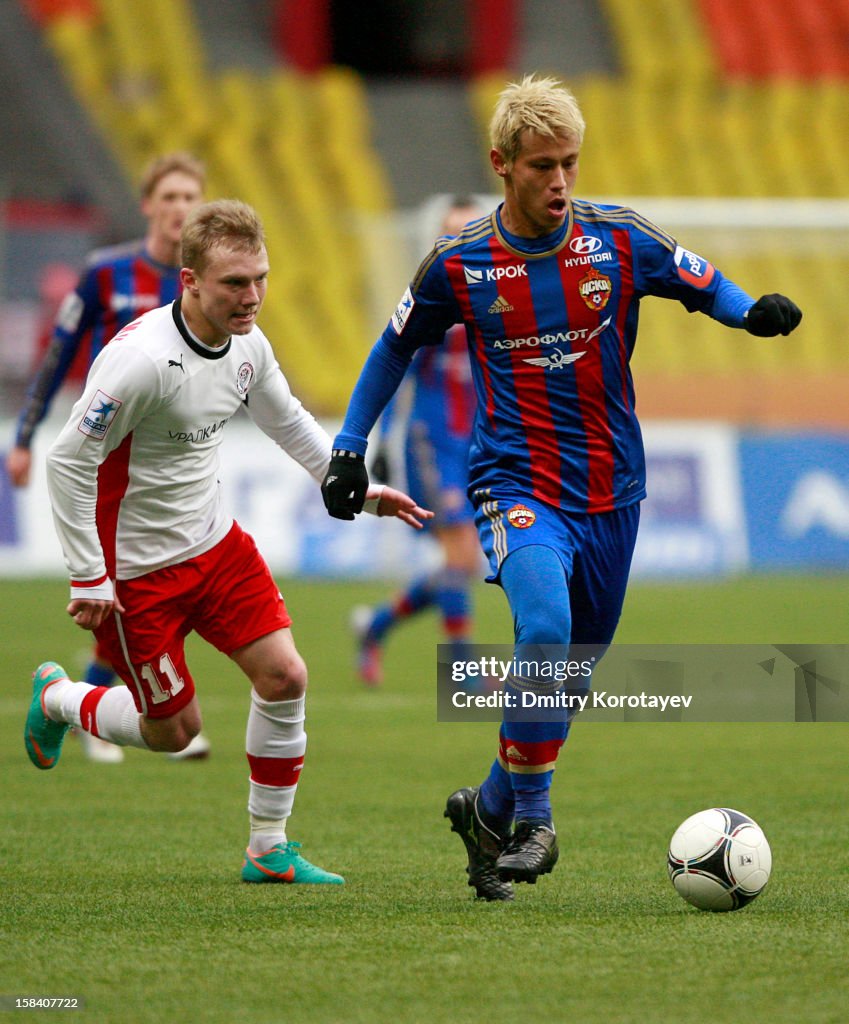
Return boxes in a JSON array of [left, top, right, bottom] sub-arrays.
[[47, 300, 331, 593]]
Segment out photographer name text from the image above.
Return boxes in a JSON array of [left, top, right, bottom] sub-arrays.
[[451, 690, 694, 712]]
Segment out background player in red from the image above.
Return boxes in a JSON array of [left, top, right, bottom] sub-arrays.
[[6, 152, 209, 762], [322, 75, 802, 901], [351, 197, 485, 686], [24, 199, 432, 884]]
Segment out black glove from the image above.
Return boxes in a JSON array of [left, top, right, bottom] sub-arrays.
[[370, 445, 391, 485], [321, 449, 369, 520], [744, 294, 802, 337]]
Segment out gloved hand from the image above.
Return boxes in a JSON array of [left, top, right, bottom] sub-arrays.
[[321, 449, 369, 520], [370, 446, 391, 485], [744, 294, 802, 337]]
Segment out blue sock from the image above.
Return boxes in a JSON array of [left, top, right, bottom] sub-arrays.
[[512, 785, 554, 823], [498, 546, 574, 829], [501, 716, 569, 825], [435, 567, 471, 638], [479, 755, 515, 835], [369, 575, 437, 642], [83, 660, 116, 688]]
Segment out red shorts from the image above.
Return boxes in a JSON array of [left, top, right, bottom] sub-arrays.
[[95, 522, 291, 719]]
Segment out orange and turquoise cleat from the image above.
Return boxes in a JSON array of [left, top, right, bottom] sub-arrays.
[[241, 842, 344, 884], [24, 662, 71, 770]]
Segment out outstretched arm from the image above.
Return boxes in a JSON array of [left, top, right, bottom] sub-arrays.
[[323, 253, 460, 520], [743, 294, 802, 336], [322, 335, 416, 520], [11, 270, 100, 481], [364, 484, 433, 529]]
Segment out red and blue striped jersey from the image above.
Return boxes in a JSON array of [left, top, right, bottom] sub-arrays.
[[392, 324, 476, 443], [14, 240, 180, 448], [412, 325, 475, 440], [335, 201, 755, 513]]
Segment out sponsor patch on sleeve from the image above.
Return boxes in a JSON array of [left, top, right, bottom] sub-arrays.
[[674, 245, 715, 289], [77, 389, 122, 440], [391, 287, 415, 335], [56, 291, 84, 333]]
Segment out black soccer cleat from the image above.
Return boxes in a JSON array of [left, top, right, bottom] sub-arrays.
[[444, 787, 514, 902], [496, 820, 559, 884]]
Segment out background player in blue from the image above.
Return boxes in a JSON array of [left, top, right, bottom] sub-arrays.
[[5, 151, 208, 763], [321, 75, 802, 901], [351, 197, 485, 686]]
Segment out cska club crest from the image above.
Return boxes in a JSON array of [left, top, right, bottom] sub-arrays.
[[578, 268, 612, 311], [507, 504, 536, 529]]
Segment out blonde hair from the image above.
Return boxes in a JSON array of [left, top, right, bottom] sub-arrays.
[[139, 152, 206, 199], [490, 75, 585, 165], [181, 199, 265, 273]]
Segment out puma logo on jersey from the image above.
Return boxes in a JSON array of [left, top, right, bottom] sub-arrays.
[[168, 355, 185, 372]]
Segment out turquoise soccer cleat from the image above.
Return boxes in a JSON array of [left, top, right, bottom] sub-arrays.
[[24, 662, 71, 770], [242, 841, 345, 884]]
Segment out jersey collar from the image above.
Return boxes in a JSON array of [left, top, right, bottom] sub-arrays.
[[493, 202, 574, 259], [171, 297, 232, 359]]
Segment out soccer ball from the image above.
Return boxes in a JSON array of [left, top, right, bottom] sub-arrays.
[[667, 807, 772, 911]]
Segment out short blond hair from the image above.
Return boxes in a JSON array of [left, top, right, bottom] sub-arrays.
[[490, 75, 585, 166], [181, 199, 265, 273], [139, 152, 206, 199]]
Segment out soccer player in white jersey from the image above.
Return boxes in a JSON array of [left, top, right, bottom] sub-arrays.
[[24, 199, 432, 884]]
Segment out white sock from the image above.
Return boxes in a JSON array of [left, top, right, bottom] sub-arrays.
[[249, 815, 288, 854], [43, 679, 91, 728], [246, 690, 307, 852], [44, 677, 149, 749], [89, 687, 149, 748]]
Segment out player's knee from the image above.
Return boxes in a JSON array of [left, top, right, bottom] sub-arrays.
[[514, 598, 571, 647], [254, 653, 308, 702], [142, 709, 201, 752], [162, 725, 200, 754]]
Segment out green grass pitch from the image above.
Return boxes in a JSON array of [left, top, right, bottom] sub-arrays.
[[2, 574, 848, 1023]]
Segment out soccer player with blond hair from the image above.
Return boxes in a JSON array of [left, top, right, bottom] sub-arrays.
[[322, 74, 802, 901]]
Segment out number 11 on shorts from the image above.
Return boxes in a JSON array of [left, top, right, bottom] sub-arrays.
[[140, 653, 185, 704]]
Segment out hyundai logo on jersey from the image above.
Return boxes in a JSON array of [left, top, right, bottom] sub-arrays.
[[569, 235, 603, 254]]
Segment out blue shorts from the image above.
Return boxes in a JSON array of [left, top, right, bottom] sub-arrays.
[[405, 419, 474, 531], [473, 490, 641, 645]]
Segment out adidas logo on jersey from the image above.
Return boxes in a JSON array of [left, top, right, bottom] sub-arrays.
[[488, 295, 514, 315]]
